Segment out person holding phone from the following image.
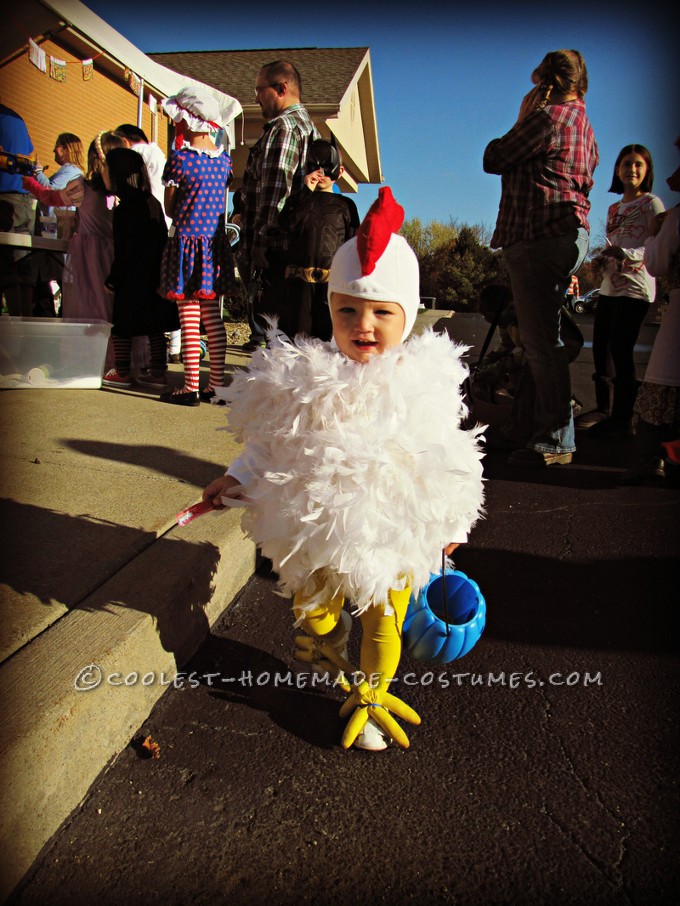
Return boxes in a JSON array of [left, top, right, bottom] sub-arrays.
[[483, 50, 599, 467]]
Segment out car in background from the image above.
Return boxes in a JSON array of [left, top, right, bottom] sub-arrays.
[[574, 288, 600, 314]]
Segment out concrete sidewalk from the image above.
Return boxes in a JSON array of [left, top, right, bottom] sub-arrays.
[[0, 346, 260, 898]]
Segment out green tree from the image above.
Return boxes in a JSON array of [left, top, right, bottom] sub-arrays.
[[401, 218, 508, 309]]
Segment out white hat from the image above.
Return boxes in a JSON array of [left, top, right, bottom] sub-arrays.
[[328, 187, 420, 341], [162, 86, 224, 132]]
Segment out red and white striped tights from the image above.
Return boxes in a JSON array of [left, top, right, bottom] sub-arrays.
[[177, 299, 226, 393]]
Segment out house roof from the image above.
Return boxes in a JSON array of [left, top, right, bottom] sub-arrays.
[[149, 47, 383, 190], [147, 47, 370, 111]]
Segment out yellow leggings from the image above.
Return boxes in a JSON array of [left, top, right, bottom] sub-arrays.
[[293, 585, 411, 695]]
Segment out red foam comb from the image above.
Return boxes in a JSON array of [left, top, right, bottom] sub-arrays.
[[356, 186, 404, 276]]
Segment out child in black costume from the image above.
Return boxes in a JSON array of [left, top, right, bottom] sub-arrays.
[[279, 139, 360, 340], [102, 147, 179, 388]]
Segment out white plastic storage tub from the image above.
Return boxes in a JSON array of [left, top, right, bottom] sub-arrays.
[[0, 317, 112, 389]]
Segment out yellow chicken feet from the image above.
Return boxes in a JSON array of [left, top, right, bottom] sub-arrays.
[[339, 680, 421, 750]]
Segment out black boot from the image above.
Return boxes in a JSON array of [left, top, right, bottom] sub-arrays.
[[594, 373, 611, 414], [575, 374, 611, 429], [589, 379, 638, 436]]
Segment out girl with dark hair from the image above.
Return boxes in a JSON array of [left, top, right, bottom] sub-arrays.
[[587, 145, 665, 435], [101, 147, 178, 389]]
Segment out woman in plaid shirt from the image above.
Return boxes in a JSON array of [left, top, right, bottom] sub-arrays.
[[483, 49, 599, 467]]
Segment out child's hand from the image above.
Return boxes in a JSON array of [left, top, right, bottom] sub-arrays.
[[444, 543, 460, 556], [304, 169, 323, 191], [202, 474, 244, 509]]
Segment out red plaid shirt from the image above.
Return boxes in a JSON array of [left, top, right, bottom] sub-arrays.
[[484, 99, 599, 248]]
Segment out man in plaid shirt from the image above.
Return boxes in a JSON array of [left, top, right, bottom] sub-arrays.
[[236, 61, 318, 348]]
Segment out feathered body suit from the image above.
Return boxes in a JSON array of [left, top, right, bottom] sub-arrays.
[[222, 329, 485, 617]]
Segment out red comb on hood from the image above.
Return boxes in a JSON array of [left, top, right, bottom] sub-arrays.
[[356, 186, 405, 276]]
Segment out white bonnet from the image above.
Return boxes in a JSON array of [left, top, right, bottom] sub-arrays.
[[163, 86, 224, 132]]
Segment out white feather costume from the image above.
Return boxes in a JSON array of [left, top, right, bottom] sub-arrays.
[[221, 328, 485, 618]]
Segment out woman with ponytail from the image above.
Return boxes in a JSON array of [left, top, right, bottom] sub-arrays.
[[483, 50, 599, 467]]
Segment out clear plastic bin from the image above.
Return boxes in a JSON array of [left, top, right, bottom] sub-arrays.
[[0, 317, 112, 389]]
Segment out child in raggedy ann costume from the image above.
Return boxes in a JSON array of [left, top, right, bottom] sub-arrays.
[[203, 188, 485, 751]]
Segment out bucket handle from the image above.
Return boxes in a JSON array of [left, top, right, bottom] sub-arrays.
[[442, 548, 451, 636]]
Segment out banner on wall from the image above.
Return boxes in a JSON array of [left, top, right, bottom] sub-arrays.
[[49, 56, 67, 82], [28, 38, 47, 73], [26, 39, 102, 82], [124, 68, 142, 97]]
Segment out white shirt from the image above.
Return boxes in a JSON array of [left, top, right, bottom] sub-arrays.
[[132, 141, 170, 225]]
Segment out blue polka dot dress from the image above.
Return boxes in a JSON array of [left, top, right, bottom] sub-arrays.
[[160, 148, 235, 300]]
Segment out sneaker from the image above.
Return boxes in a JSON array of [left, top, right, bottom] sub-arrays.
[[102, 368, 132, 388], [136, 369, 168, 389], [588, 417, 634, 437], [241, 338, 266, 352], [619, 456, 665, 485], [484, 425, 524, 451], [354, 714, 391, 752], [575, 409, 608, 430], [159, 388, 200, 407], [168, 353, 181, 364], [508, 448, 573, 467], [199, 388, 226, 405]]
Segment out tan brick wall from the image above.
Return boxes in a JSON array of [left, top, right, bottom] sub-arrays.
[[0, 39, 170, 175]]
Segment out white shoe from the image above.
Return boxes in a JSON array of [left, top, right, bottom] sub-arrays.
[[354, 714, 391, 751]]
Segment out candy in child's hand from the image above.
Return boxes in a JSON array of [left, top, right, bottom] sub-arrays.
[[176, 500, 214, 526]]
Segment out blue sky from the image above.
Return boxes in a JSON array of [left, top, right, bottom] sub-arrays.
[[87, 0, 676, 246]]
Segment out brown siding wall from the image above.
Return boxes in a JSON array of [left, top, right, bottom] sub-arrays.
[[0, 40, 170, 174]]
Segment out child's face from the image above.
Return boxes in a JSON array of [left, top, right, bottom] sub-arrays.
[[617, 153, 648, 194], [330, 293, 405, 363]]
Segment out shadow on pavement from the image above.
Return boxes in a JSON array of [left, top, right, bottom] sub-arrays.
[[61, 439, 225, 488], [0, 498, 219, 664], [456, 547, 678, 656], [188, 633, 344, 749]]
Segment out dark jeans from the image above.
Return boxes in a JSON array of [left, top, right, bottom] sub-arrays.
[[503, 228, 589, 454], [592, 294, 648, 386]]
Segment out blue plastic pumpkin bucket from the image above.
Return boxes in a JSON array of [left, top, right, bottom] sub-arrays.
[[403, 568, 486, 664]]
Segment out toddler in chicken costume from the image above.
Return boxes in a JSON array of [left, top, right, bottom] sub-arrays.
[[203, 187, 485, 750]]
